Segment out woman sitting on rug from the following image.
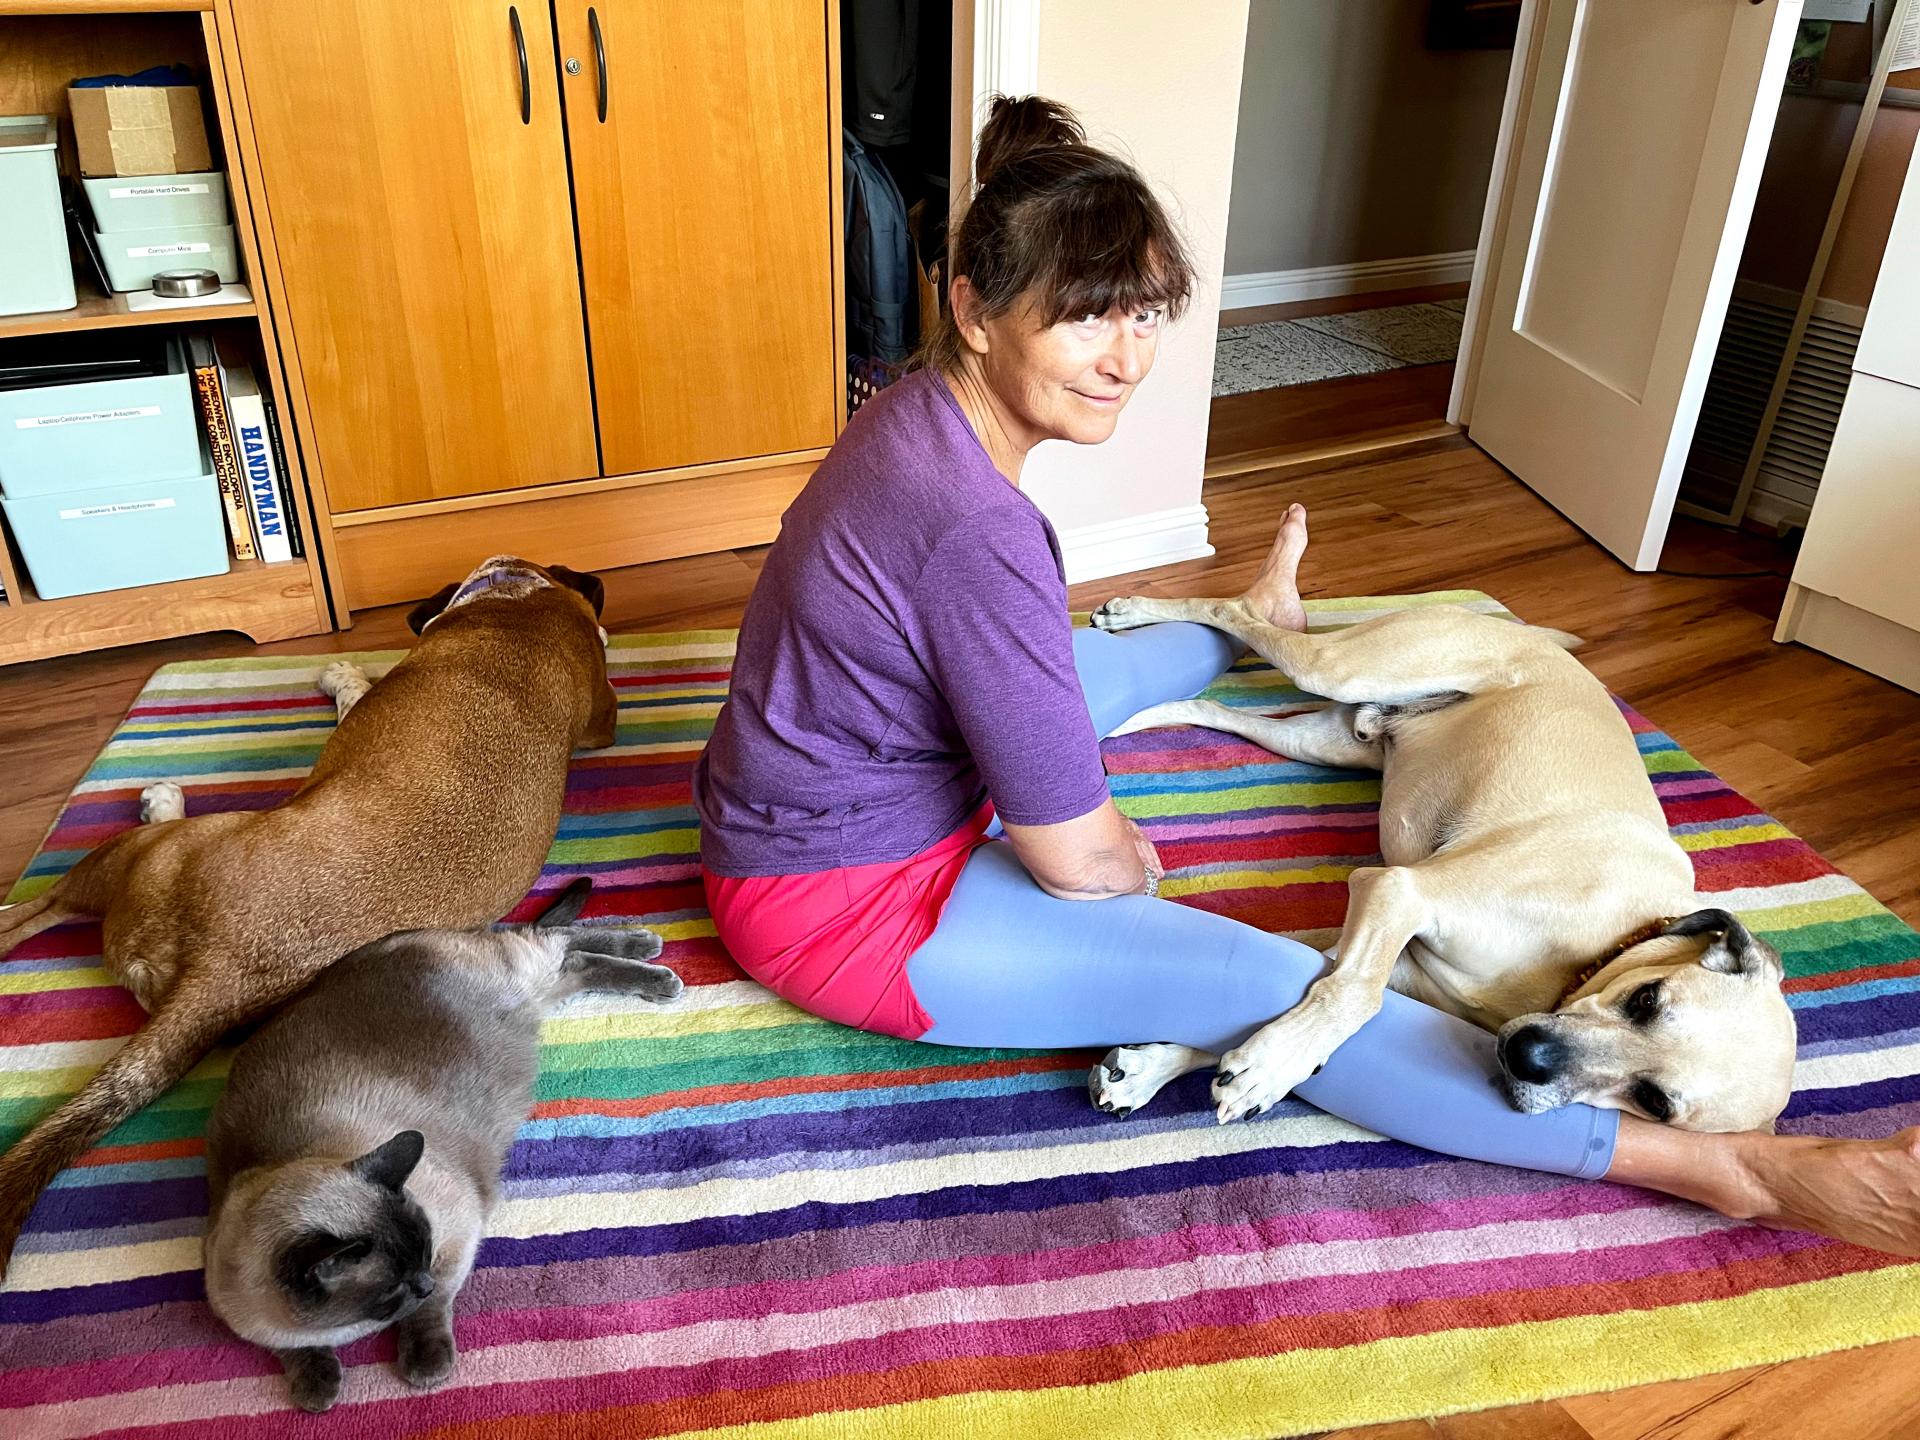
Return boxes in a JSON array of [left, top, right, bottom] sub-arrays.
[[692, 94, 1920, 1254]]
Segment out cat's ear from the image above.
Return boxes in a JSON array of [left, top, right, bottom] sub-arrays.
[[347, 1130, 424, 1192]]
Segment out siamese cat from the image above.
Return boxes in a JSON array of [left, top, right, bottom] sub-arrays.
[[202, 880, 678, 1413]]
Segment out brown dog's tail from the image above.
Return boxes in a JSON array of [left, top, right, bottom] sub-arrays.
[[0, 990, 231, 1278]]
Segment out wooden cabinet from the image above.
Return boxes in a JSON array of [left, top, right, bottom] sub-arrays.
[[230, 0, 598, 511], [229, 0, 842, 609], [558, 0, 838, 474]]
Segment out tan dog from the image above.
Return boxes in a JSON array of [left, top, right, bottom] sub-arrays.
[[0, 556, 617, 1277], [1087, 588, 1797, 1135]]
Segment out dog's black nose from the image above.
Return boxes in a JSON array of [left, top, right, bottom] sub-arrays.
[[1501, 1025, 1566, 1084]]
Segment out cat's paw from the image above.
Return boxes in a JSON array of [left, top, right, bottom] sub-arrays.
[[397, 1324, 457, 1390], [280, 1346, 342, 1413]]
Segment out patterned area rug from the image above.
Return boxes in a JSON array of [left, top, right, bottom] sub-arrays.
[[1213, 299, 1466, 397], [3, 592, 1920, 1439]]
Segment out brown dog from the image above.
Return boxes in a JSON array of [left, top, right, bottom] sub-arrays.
[[0, 555, 617, 1277]]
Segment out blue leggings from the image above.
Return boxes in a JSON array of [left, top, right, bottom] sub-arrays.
[[906, 621, 1619, 1180]]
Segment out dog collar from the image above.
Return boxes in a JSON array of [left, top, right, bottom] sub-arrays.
[[1553, 917, 1681, 1009], [424, 565, 554, 631]]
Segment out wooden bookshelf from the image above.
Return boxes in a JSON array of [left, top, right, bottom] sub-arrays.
[[0, 1, 336, 665], [0, 1, 210, 16], [0, 558, 321, 665], [0, 272, 257, 342]]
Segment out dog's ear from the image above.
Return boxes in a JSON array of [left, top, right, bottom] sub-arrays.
[[1664, 909, 1783, 984], [406, 583, 460, 636], [546, 564, 606, 618]]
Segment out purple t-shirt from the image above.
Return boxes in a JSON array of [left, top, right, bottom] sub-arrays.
[[693, 369, 1110, 877]]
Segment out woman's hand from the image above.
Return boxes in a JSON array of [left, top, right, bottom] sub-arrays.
[[1003, 798, 1157, 901], [1122, 813, 1163, 894]]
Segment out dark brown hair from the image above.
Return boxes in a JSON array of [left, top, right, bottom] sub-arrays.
[[918, 95, 1195, 371]]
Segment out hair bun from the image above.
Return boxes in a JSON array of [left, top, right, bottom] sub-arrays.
[[974, 94, 1085, 188]]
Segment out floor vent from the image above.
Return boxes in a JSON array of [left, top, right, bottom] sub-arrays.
[[1680, 287, 1863, 527]]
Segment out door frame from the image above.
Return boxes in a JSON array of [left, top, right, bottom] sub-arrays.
[[1448, 0, 1548, 429]]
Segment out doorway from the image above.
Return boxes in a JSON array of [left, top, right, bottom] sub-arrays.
[[1206, 1, 1508, 480]]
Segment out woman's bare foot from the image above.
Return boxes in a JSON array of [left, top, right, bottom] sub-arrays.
[[1612, 1117, 1920, 1256], [1241, 503, 1310, 632], [1733, 1127, 1920, 1256]]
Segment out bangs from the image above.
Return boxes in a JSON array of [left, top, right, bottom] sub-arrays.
[[1038, 240, 1192, 327], [998, 173, 1194, 328]]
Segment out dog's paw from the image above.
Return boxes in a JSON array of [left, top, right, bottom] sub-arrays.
[[1088, 1044, 1193, 1119], [139, 781, 185, 825], [1213, 1021, 1333, 1125], [1090, 596, 1158, 632], [317, 660, 373, 714]]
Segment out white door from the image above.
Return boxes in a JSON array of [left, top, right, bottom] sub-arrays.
[[1455, 0, 1802, 570]]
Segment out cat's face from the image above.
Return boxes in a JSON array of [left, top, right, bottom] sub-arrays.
[[266, 1132, 438, 1331]]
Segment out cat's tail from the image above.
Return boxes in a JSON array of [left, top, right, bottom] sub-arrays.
[[534, 877, 594, 928], [0, 986, 233, 1279]]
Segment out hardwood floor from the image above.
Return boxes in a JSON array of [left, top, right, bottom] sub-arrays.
[[3, 428, 1918, 1438], [1208, 284, 1468, 482]]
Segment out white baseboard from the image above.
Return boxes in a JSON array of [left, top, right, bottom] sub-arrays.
[[1744, 488, 1811, 534], [1220, 250, 1477, 313], [1057, 503, 1213, 587]]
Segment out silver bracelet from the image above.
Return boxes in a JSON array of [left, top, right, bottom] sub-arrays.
[[1142, 869, 1161, 899]]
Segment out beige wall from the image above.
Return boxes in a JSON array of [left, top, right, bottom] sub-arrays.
[[1226, 0, 1510, 277], [1822, 103, 1920, 310], [992, 0, 1251, 555]]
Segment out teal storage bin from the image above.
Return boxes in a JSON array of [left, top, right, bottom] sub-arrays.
[[0, 115, 77, 317], [96, 221, 239, 292], [2, 469, 229, 599], [0, 338, 203, 494], [82, 170, 229, 232]]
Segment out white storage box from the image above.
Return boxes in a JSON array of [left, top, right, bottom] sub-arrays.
[[82, 170, 229, 232], [0, 339, 203, 492], [2, 469, 230, 599], [96, 221, 239, 292], [0, 115, 76, 316]]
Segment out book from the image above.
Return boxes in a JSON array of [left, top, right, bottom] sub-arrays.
[[185, 333, 257, 561], [221, 361, 293, 564], [260, 395, 305, 560]]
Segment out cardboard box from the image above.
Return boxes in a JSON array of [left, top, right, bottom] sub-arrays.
[[68, 85, 211, 178]]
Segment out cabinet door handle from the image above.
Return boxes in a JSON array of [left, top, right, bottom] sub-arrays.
[[510, 5, 531, 124], [590, 7, 608, 122]]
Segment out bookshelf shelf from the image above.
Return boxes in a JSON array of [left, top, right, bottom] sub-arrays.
[[0, 2, 211, 16], [0, 555, 319, 664], [0, 276, 258, 342]]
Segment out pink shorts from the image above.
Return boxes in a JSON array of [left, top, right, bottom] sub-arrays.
[[701, 803, 995, 1039]]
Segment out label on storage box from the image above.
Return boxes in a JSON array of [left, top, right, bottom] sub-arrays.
[[58, 498, 178, 520], [108, 183, 212, 198], [124, 241, 212, 257], [14, 406, 163, 430]]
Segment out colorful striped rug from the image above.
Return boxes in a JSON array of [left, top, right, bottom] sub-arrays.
[[3, 591, 1919, 1439]]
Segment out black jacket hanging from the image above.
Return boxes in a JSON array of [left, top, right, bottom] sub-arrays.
[[843, 0, 918, 148]]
